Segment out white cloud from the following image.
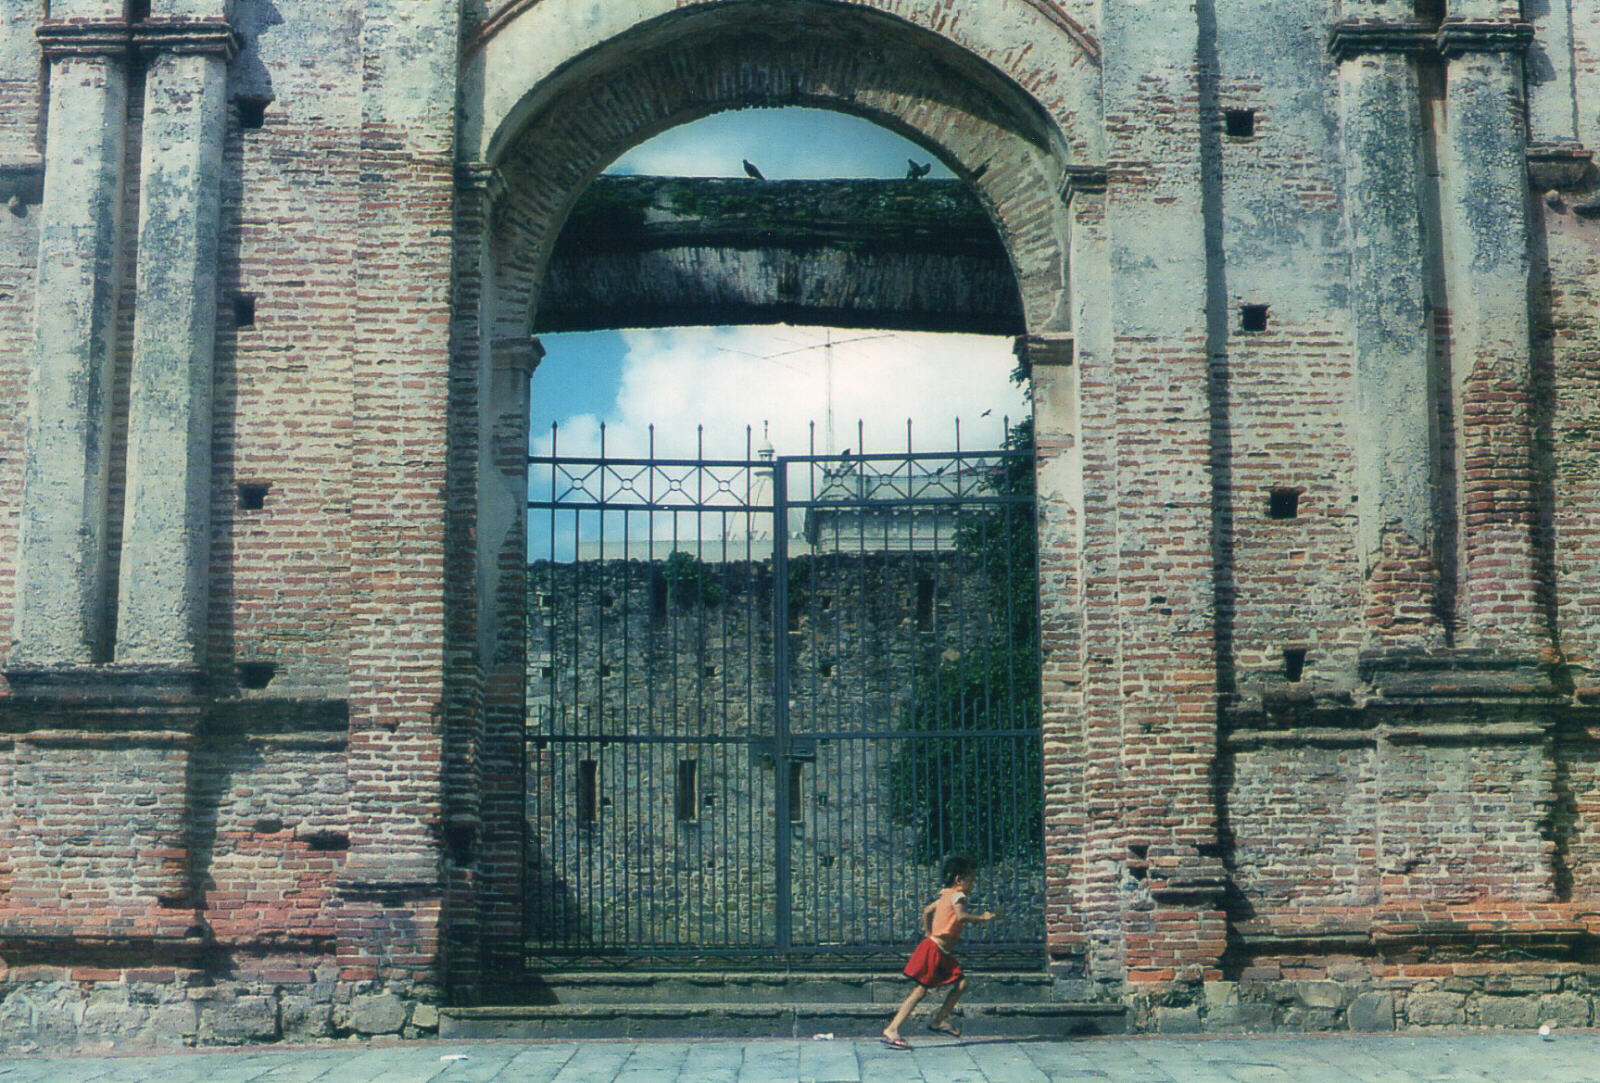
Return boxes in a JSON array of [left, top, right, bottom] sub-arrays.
[[535, 326, 1026, 461]]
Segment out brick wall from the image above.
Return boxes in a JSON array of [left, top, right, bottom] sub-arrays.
[[1228, 743, 1382, 910]]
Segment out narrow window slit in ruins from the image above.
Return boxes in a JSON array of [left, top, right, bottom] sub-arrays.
[[302, 831, 348, 852], [676, 759, 698, 822], [238, 661, 276, 689], [577, 760, 599, 824], [916, 576, 935, 631], [789, 762, 804, 823], [1268, 488, 1299, 519], [650, 574, 668, 623], [1284, 648, 1307, 683], [235, 97, 271, 130]]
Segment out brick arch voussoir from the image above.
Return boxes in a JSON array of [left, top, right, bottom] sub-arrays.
[[467, 0, 1101, 161], [486, 11, 1079, 342]]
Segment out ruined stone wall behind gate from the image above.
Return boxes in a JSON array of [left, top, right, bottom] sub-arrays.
[[526, 553, 1045, 954]]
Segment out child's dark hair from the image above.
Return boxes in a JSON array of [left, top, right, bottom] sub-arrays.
[[940, 854, 977, 886]]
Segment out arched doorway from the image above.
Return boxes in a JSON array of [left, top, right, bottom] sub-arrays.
[[458, 0, 1099, 982]]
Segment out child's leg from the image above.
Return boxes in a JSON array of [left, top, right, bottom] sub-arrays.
[[883, 984, 927, 1040], [930, 977, 969, 1030]]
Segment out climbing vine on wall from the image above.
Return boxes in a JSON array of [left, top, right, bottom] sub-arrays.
[[889, 419, 1042, 865], [662, 550, 724, 608]]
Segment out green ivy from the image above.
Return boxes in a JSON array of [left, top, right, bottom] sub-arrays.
[[662, 550, 724, 608], [889, 420, 1041, 864]]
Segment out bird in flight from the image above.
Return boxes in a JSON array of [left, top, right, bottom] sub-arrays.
[[906, 159, 932, 180], [743, 159, 766, 180]]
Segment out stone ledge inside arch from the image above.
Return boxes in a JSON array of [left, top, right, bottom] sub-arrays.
[[536, 175, 1024, 334]]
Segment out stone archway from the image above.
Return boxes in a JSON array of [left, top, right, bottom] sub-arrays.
[[454, 0, 1104, 985]]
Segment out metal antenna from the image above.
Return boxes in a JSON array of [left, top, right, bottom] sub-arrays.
[[825, 328, 834, 456], [715, 330, 894, 455]]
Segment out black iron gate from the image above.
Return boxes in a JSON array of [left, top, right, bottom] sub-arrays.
[[525, 424, 1045, 968]]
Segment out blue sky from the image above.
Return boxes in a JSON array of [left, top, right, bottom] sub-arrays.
[[607, 107, 957, 181], [534, 108, 1021, 462]]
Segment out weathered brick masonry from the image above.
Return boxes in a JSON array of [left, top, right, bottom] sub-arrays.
[[1, 0, 1599, 1050]]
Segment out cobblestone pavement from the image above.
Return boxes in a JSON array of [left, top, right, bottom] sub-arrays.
[[3, 1033, 1598, 1082]]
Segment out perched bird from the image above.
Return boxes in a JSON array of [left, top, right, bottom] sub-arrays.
[[906, 158, 932, 180], [969, 160, 990, 181], [742, 159, 766, 180]]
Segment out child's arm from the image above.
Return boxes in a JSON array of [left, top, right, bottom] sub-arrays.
[[918, 900, 938, 936], [951, 895, 999, 926]]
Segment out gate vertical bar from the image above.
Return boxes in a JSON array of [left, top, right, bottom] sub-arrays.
[[771, 458, 793, 954]]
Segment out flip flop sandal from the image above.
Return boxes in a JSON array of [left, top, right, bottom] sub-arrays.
[[927, 1021, 962, 1037], [880, 1036, 912, 1050]]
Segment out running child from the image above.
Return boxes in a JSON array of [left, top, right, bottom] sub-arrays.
[[881, 853, 997, 1049]]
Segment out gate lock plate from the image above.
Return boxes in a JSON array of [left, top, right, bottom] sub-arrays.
[[750, 736, 817, 767]]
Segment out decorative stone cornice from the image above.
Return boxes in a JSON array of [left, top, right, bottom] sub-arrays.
[[456, 161, 507, 202], [1329, 18, 1534, 62], [1328, 19, 1434, 63], [1356, 647, 1560, 703], [1014, 333, 1074, 373], [1435, 18, 1534, 58], [36, 20, 132, 60], [0, 157, 44, 206], [36, 18, 240, 61], [1, 661, 206, 705], [1527, 143, 1597, 192], [491, 335, 545, 377], [1059, 164, 1107, 205], [134, 19, 242, 59]]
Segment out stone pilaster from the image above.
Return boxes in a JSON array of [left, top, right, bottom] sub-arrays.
[[477, 332, 539, 980], [10, 26, 131, 667], [455, 161, 535, 985], [1328, 21, 1440, 644], [1058, 178, 1116, 983], [1097, 1, 1225, 985], [1023, 321, 1086, 973], [115, 26, 235, 666], [338, 0, 461, 996], [1435, 15, 1544, 649]]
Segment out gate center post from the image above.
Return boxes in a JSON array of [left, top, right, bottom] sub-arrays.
[[771, 456, 793, 955]]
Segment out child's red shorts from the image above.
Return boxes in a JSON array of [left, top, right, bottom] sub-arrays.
[[902, 937, 963, 987]]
